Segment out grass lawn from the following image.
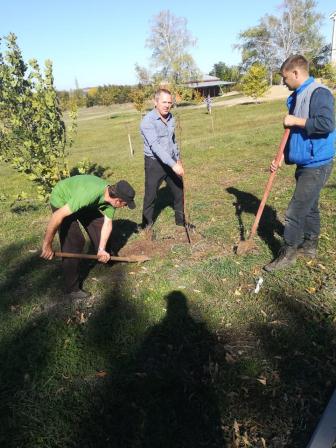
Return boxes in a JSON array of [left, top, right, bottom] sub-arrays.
[[0, 99, 336, 448]]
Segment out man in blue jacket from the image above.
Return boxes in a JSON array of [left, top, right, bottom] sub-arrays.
[[264, 55, 335, 272], [140, 88, 194, 232]]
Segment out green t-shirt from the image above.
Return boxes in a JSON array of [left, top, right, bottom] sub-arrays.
[[50, 175, 115, 219]]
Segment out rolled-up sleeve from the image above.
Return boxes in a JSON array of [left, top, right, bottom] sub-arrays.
[[305, 88, 335, 136], [141, 119, 176, 168]]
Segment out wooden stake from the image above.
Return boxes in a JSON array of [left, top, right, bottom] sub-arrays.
[[128, 133, 134, 157]]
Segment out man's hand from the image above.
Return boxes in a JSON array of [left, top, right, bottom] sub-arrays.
[[284, 115, 306, 128], [41, 243, 54, 260], [270, 154, 284, 173], [40, 204, 72, 261], [97, 248, 110, 263], [172, 161, 184, 176]]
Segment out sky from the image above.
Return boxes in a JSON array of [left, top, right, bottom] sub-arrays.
[[0, 0, 335, 90]]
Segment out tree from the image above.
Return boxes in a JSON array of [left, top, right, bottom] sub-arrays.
[[131, 86, 153, 116], [319, 63, 336, 89], [239, 64, 269, 102], [209, 61, 241, 82], [0, 33, 76, 200], [236, 20, 279, 84], [270, 0, 324, 60], [236, 0, 325, 83], [135, 63, 152, 85], [146, 10, 199, 83]]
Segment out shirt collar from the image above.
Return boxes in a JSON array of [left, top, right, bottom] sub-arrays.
[[152, 108, 172, 121]]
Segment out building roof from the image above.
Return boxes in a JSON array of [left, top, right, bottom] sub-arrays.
[[185, 80, 236, 88]]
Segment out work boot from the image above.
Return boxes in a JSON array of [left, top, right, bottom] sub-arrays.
[[263, 245, 297, 272], [297, 238, 318, 259]]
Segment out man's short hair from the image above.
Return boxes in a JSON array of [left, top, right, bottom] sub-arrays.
[[108, 185, 118, 198], [154, 88, 172, 101], [280, 55, 309, 73]]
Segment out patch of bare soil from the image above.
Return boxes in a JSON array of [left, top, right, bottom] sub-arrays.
[[118, 228, 231, 262]]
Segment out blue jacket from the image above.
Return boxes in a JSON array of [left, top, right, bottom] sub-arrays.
[[285, 77, 335, 168]]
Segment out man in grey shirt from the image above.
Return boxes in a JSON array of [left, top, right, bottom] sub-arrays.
[[140, 88, 194, 230]]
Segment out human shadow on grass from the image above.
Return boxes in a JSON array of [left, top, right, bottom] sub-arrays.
[[227, 186, 284, 257], [77, 290, 225, 448], [250, 289, 336, 447]]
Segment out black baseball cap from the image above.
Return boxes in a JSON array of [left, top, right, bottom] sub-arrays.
[[115, 180, 136, 209]]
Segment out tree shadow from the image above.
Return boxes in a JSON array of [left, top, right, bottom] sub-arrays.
[[0, 240, 62, 311], [76, 290, 225, 447], [0, 241, 70, 446], [0, 312, 60, 446], [226, 186, 284, 257], [10, 202, 40, 214], [70, 161, 112, 178], [152, 185, 174, 224]]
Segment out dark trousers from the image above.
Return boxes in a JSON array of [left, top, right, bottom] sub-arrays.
[[284, 162, 333, 246], [142, 156, 184, 226], [52, 206, 105, 293]]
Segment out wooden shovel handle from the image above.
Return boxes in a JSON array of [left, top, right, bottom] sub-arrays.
[[54, 252, 143, 262], [249, 128, 290, 239]]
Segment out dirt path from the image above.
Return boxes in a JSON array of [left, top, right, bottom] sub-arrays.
[[193, 86, 289, 109]]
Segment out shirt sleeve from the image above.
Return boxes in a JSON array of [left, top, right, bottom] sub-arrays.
[[141, 119, 177, 168], [305, 88, 335, 136], [171, 118, 180, 160], [99, 204, 115, 220]]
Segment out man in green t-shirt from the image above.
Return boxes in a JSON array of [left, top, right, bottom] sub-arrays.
[[41, 175, 136, 299]]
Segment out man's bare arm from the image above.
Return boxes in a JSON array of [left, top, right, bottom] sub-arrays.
[[97, 217, 113, 263], [41, 205, 72, 260]]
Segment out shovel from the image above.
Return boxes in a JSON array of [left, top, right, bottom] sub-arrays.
[[54, 251, 151, 263], [236, 128, 290, 255]]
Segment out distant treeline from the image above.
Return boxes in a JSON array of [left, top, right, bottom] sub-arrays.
[[57, 85, 135, 110]]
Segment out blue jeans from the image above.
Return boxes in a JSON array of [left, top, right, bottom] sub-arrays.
[[284, 162, 333, 247]]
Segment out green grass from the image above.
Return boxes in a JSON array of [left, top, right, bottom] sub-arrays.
[[1, 100, 336, 447]]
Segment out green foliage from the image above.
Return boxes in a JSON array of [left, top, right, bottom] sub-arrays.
[[131, 86, 153, 114], [57, 85, 134, 110], [319, 63, 336, 89], [310, 44, 332, 76], [236, 0, 325, 82], [0, 33, 77, 200], [272, 72, 282, 85], [209, 61, 241, 82], [239, 64, 269, 102]]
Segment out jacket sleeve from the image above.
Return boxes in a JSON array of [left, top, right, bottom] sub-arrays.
[[305, 88, 335, 136], [140, 119, 176, 168]]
